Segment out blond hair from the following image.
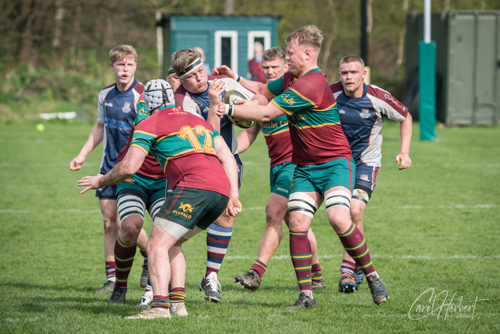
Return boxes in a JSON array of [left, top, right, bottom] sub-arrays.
[[285, 25, 323, 51], [109, 45, 138, 63]]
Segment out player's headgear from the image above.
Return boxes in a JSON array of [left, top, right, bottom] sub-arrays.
[[143, 79, 174, 113]]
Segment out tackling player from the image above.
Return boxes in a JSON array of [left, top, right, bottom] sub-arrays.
[[216, 25, 389, 310], [77, 81, 241, 319], [213, 47, 326, 291]]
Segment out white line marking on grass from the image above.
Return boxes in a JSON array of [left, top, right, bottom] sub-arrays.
[[0, 209, 100, 214], [0, 162, 98, 168], [226, 254, 500, 261]]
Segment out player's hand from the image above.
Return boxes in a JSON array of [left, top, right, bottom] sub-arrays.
[[225, 196, 242, 217], [216, 102, 226, 118], [396, 153, 412, 170], [77, 174, 103, 194], [212, 65, 235, 79], [208, 79, 225, 105], [70, 156, 85, 171]]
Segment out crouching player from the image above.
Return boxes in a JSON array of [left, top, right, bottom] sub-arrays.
[[78, 80, 241, 319]]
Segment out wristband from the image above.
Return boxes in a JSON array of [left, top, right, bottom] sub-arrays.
[[235, 74, 241, 82], [224, 104, 234, 116]]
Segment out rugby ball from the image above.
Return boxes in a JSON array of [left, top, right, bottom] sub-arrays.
[[222, 89, 255, 129]]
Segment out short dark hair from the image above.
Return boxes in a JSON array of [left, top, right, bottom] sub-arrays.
[[262, 47, 286, 63], [339, 55, 365, 69]]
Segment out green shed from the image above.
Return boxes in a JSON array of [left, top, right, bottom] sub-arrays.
[[405, 11, 500, 125], [157, 15, 279, 80]]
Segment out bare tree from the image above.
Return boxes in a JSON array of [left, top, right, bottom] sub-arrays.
[[320, 0, 336, 72], [52, 0, 65, 48]]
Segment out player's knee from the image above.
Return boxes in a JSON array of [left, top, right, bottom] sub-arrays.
[[120, 219, 142, 240], [287, 192, 318, 219], [350, 206, 364, 224], [265, 206, 285, 226]]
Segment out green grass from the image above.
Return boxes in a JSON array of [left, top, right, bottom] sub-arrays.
[[0, 121, 499, 333]]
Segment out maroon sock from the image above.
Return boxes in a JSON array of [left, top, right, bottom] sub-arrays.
[[337, 223, 376, 276], [290, 231, 312, 291], [114, 237, 137, 288], [250, 260, 267, 279]]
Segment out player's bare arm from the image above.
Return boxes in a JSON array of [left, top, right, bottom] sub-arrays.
[[236, 123, 261, 154], [78, 146, 146, 193], [396, 113, 413, 170], [217, 99, 284, 123], [70, 122, 104, 170], [214, 137, 242, 217], [213, 65, 263, 95]]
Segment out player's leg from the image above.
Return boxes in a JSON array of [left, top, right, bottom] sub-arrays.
[[285, 190, 321, 311], [168, 243, 188, 316], [200, 215, 232, 303], [126, 187, 229, 319], [135, 181, 167, 307], [200, 160, 242, 302], [108, 184, 148, 303], [307, 228, 326, 289], [235, 192, 287, 290], [339, 165, 378, 290], [125, 223, 177, 319], [324, 159, 388, 304], [137, 228, 149, 288], [137, 182, 165, 289], [94, 186, 120, 294]]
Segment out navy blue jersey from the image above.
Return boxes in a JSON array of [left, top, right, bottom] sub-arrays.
[[331, 81, 407, 167], [96, 79, 144, 174], [174, 76, 254, 165]]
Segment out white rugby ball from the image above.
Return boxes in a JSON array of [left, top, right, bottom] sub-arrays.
[[223, 89, 255, 129]]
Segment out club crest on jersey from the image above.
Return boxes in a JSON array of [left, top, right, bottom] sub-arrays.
[[138, 104, 147, 115], [125, 177, 135, 184], [281, 94, 295, 105], [122, 102, 132, 113], [360, 108, 370, 118]]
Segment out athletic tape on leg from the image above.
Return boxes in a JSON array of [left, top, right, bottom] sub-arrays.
[[287, 192, 318, 218], [352, 188, 369, 204], [325, 190, 351, 212]]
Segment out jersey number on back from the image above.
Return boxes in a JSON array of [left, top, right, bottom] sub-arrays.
[[178, 126, 216, 155]]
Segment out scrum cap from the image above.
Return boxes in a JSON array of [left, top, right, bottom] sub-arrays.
[[143, 79, 174, 113]]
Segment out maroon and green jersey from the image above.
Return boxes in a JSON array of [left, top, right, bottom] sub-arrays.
[[266, 69, 352, 165], [117, 94, 164, 178], [130, 104, 230, 197], [258, 114, 293, 167]]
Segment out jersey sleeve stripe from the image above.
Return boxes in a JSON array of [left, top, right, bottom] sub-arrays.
[[263, 128, 289, 137], [289, 122, 340, 130], [130, 143, 149, 155], [265, 84, 277, 98], [289, 88, 317, 109], [134, 129, 157, 138], [271, 100, 293, 115]]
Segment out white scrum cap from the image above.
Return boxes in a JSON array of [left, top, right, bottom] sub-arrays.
[[143, 79, 174, 113]]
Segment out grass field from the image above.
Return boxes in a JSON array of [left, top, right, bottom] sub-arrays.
[[0, 121, 499, 333]]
